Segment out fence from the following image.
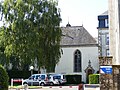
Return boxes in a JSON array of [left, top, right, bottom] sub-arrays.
[[11, 78, 24, 86]]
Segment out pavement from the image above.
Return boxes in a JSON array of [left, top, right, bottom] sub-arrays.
[[9, 86, 78, 90], [83, 84, 100, 90], [9, 84, 100, 90], [84, 87, 100, 90]]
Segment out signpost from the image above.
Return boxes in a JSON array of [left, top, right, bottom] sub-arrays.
[[99, 56, 113, 90], [100, 66, 112, 74]]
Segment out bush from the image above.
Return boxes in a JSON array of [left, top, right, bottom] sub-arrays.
[[0, 64, 9, 90], [89, 74, 99, 84], [66, 74, 82, 84], [7, 70, 38, 85]]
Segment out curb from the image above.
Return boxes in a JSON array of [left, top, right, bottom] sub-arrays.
[[43, 86, 78, 89]]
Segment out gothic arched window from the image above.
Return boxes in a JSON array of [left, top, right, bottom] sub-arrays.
[[74, 50, 82, 72]]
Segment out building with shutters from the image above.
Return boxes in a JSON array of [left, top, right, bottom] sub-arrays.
[[97, 11, 110, 57]]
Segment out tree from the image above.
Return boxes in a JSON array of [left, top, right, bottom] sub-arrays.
[[0, 27, 7, 66], [0, 0, 62, 72], [0, 64, 9, 90]]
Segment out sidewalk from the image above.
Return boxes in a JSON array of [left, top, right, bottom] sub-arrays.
[[83, 84, 100, 90], [84, 87, 100, 90]]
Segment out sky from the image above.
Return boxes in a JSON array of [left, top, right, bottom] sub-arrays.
[[0, 0, 108, 38], [58, 0, 108, 37]]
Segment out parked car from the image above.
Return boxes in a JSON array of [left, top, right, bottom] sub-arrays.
[[23, 74, 48, 86], [47, 75, 60, 85], [48, 74, 67, 85]]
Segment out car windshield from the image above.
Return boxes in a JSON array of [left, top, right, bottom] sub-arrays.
[[29, 75, 35, 79], [53, 76, 61, 79]]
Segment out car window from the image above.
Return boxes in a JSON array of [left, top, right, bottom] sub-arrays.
[[36, 75, 41, 79], [41, 75, 45, 80]]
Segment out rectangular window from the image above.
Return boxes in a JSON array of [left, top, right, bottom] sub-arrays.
[[106, 49, 110, 56], [106, 34, 109, 45], [105, 19, 109, 27]]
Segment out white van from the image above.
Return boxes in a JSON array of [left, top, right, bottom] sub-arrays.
[[23, 74, 48, 86], [47, 75, 59, 85], [48, 74, 67, 85]]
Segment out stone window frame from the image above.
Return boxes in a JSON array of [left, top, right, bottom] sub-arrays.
[[74, 49, 82, 72]]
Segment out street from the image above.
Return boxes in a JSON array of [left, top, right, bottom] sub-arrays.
[[9, 86, 78, 90], [41, 86, 78, 90], [36, 86, 99, 90], [9, 85, 100, 90]]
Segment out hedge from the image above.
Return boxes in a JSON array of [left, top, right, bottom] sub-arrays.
[[7, 70, 38, 85], [65, 74, 82, 84], [89, 74, 100, 84]]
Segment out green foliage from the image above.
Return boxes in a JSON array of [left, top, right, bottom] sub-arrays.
[[66, 75, 82, 84], [0, 64, 9, 90], [0, 27, 21, 70], [89, 74, 100, 84], [7, 70, 38, 85], [0, 0, 62, 72], [0, 27, 7, 66]]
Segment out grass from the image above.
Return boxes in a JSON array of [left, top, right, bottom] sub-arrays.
[[9, 85, 42, 89]]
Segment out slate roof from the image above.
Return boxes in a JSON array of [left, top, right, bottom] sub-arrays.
[[99, 11, 108, 16], [60, 26, 97, 46]]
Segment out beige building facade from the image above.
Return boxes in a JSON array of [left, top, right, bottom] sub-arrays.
[[109, 0, 120, 64]]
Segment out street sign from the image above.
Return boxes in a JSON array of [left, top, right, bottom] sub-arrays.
[[100, 66, 112, 74]]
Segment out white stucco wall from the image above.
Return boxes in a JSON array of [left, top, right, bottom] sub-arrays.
[[55, 46, 99, 83]]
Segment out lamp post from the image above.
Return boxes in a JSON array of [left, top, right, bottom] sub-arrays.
[[30, 66, 34, 86], [30, 66, 34, 75]]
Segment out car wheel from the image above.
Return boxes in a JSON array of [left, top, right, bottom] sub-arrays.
[[50, 82, 54, 86], [23, 82, 28, 85], [40, 82, 45, 86]]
